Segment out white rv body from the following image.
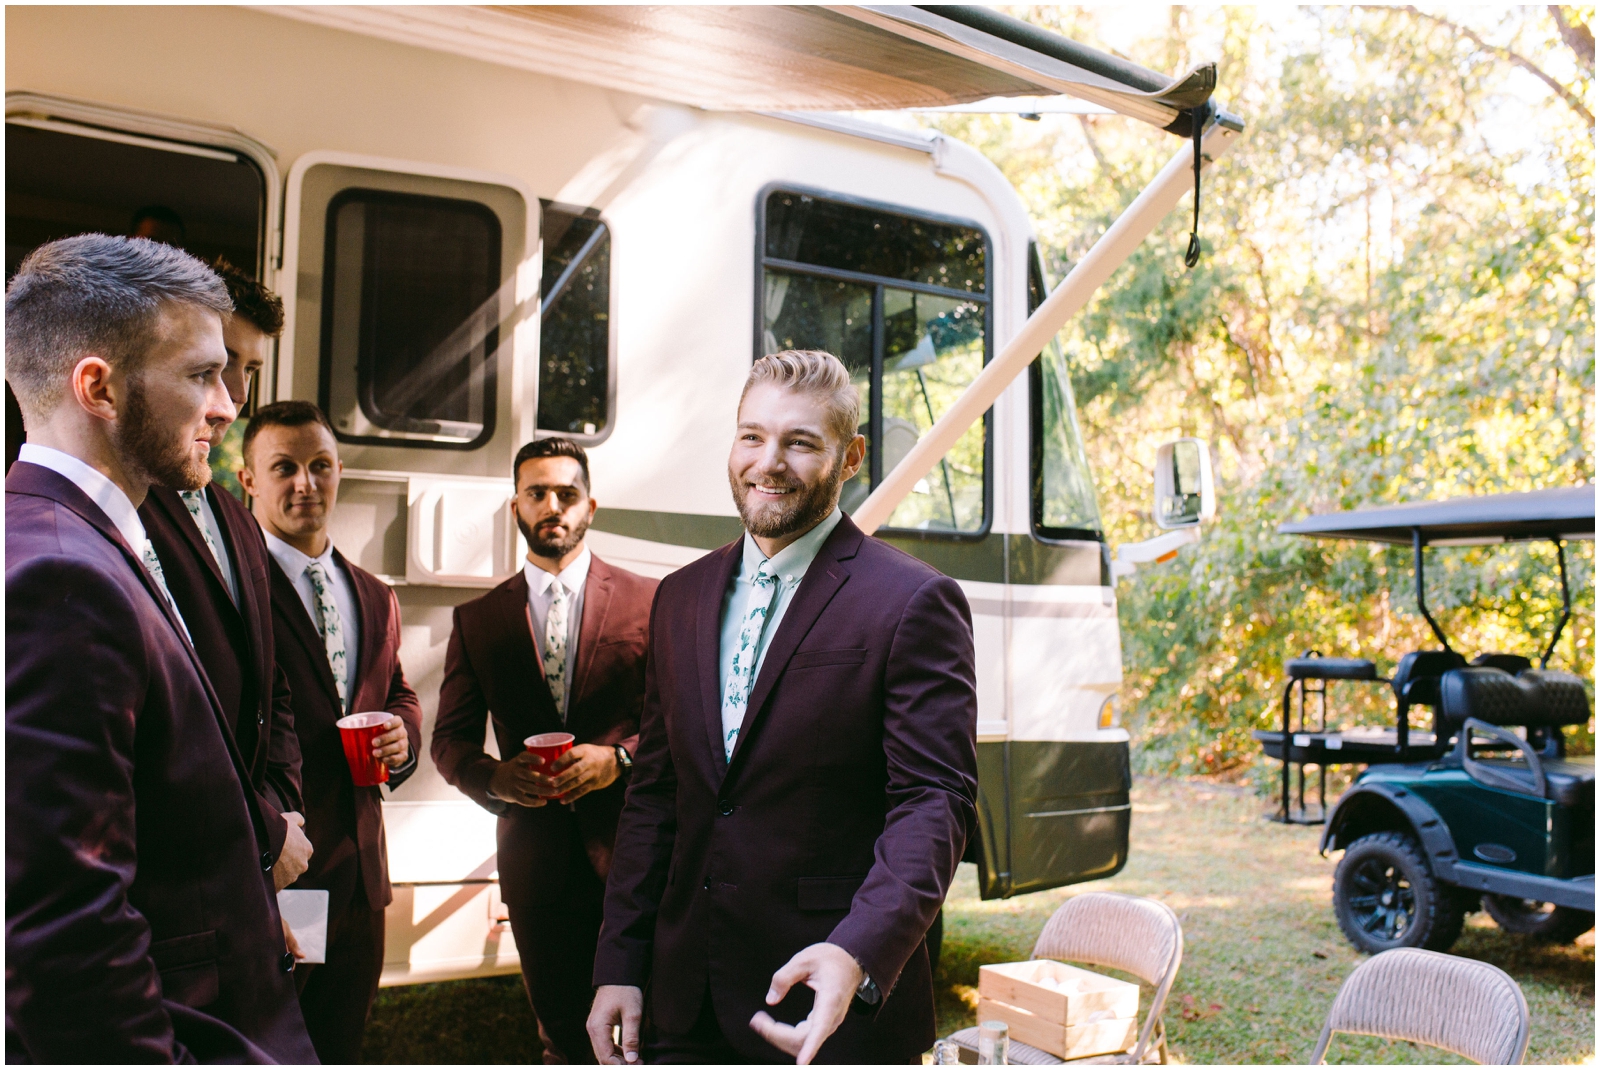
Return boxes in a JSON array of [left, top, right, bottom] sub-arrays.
[[8, 5, 1135, 986]]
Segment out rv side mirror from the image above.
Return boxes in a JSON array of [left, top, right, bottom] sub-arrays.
[[1153, 438, 1215, 529]]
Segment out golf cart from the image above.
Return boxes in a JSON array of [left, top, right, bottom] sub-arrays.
[[1255, 486, 1594, 953]]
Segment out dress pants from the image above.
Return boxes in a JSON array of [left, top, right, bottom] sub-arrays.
[[500, 810, 607, 1065], [295, 877, 387, 1065]]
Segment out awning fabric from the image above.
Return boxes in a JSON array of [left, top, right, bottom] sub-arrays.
[[1278, 486, 1597, 546], [262, 5, 1214, 131]]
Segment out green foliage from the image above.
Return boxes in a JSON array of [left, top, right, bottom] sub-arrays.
[[921, 7, 1595, 776]]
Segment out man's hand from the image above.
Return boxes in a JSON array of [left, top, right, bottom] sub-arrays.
[[542, 744, 621, 804], [272, 811, 313, 891], [487, 751, 559, 807], [371, 714, 411, 770], [282, 917, 305, 962], [749, 942, 864, 1065], [587, 984, 643, 1064]]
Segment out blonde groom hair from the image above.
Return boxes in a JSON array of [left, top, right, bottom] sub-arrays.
[[740, 350, 861, 451]]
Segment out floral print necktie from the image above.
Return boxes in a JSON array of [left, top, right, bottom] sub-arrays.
[[544, 581, 570, 719], [721, 563, 779, 760], [305, 560, 348, 708]]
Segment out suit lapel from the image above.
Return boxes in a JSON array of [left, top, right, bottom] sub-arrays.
[[569, 556, 613, 717], [698, 541, 742, 776], [338, 549, 384, 710], [726, 519, 862, 772], [269, 554, 344, 710], [157, 486, 232, 602], [492, 571, 562, 727]]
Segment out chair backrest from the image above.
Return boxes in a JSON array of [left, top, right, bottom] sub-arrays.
[[1031, 892, 1183, 1063], [1311, 948, 1529, 1065], [1391, 650, 1467, 708]]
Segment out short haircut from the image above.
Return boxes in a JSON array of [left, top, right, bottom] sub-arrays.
[[242, 400, 337, 466], [741, 350, 861, 449], [210, 257, 285, 338], [514, 436, 590, 493], [4, 234, 232, 421]]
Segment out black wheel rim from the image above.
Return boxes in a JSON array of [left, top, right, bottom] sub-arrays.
[[1347, 858, 1416, 941]]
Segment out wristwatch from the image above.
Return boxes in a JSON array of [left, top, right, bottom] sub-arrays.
[[613, 744, 634, 780], [854, 970, 880, 1008]]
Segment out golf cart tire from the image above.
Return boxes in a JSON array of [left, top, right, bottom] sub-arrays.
[[1334, 831, 1464, 954], [1481, 895, 1596, 943]]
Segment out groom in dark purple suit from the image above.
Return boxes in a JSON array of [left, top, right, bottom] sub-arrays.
[[5, 235, 316, 1063], [589, 350, 978, 1065]]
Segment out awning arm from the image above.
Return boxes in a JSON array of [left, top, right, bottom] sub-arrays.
[[851, 110, 1244, 536]]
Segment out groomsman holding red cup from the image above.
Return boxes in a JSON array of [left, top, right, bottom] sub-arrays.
[[433, 437, 657, 1064], [239, 400, 422, 1064]]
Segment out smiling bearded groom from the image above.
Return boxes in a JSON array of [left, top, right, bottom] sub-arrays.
[[588, 350, 978, 1065]]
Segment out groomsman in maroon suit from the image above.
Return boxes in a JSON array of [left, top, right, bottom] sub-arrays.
[[6, 234, 316, 1062], [239, 400, 422, 1064], [433, 437, 657, 1064], [139, 260, 312, 894], [589, 351, 978, 1065]]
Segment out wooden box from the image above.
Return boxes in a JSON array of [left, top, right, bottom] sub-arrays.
[[974, 960, 1140, 1060]]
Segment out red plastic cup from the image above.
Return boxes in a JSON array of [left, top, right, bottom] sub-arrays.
[[337, 712, 392, 786], [524, 731, 574, 771]]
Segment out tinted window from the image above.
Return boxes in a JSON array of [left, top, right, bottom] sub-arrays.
[[765, 191, 985, 293], [322, 189, 501, 448], [1028, 245, 1102, 539], [539, 203, 611, 439], [761, 189, 990, 534]]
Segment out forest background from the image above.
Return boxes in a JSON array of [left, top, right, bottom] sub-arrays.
[[892, 5, 1595, 781]]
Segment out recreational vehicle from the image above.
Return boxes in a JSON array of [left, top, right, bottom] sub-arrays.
[[5, 5, 1242, 984]]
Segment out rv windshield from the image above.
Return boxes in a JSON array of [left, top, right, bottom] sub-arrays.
[[1028, 244, 1102, 541], [761, 189, 989, 535]]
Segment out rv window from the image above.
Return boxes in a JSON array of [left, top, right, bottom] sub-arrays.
[[321, 189, 501, 449], [539, 203, 611, 440], [761, 189, 989, 535], [1027, 244, 1103, 541]]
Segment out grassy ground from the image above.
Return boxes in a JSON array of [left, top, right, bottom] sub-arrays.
[[363, 777, 1594, 1064], [935, 778, 1595, 1065]]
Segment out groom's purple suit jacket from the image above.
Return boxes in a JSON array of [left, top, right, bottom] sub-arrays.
[[593, 514, 978, 1063], [5, 462, 316, 1064]]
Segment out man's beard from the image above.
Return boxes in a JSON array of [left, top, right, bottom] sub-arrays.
[[117, 376, 212, 492], [730, 453, 845, 540], [519, 510, 592, 562]]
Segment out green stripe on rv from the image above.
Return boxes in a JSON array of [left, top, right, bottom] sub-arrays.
[[590, 508, 1108, 585]]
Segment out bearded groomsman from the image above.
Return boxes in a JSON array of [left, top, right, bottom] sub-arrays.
[[433, 437, 657, 1064], [6, 235, 315, 1062], [589, 351, 978, 1065], [239, 400, 422, 1064], [138, 260, 311, 894]]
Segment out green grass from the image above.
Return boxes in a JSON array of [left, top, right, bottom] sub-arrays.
[[935, 778, 1595, 1064], [362, 777, 1594, 1063]]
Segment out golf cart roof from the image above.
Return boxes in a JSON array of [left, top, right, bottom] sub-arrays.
[[1279, 486, 1596, 546], [266, 5, 1216, 132]]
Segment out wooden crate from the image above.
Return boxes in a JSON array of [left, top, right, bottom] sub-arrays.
[[975, 960, 1140, 1060]]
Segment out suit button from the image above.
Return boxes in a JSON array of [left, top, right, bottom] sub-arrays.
[[281, 952, 295, 973], [257, 711, 266, 726], [703, 878, 711, 891], [717, 800, 734, 817], [261, 851, 273, 872]]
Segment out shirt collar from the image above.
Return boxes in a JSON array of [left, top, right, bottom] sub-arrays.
[[18, 443, 147, 552], [740, 506, 844, 586], [264, 529, 336, 579], [525, 545, 591, 598]]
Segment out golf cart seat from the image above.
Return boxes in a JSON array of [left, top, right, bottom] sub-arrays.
[[1439, 667, 1595, 807], [1471, 652, 1533, 674], [1390, 650, 1467, 711], [1287, 656, 1378, 681]]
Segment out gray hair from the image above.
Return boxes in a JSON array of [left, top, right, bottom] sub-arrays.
[[5, 234, 232, 421], [741, 349, 861, 449]]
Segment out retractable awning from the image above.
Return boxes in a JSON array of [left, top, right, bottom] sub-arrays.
[[1279, 486, 1597, 546], [263, 5, 1214, 132]]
